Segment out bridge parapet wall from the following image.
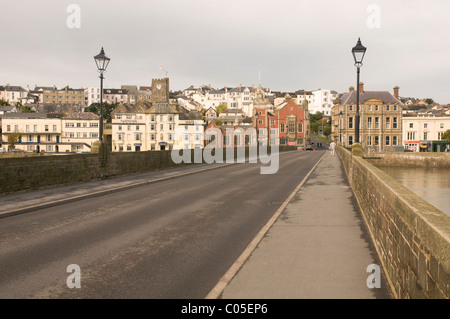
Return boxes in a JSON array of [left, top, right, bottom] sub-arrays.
[[337, 146, 450, 298]]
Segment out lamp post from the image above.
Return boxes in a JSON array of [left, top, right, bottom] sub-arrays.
[[339, 111, 343, 144], [94, 47, 110, 142], [352, 38, 366, 144]]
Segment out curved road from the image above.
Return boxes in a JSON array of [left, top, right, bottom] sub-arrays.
[[0, 150, 324, 298]]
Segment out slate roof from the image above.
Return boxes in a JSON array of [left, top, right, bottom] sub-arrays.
[[63, 112, 99, 120], [339, 90, 401, 105], [0, 86, 27, 92]]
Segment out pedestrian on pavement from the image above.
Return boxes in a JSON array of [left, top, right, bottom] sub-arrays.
[[329, 141, 336, 156]]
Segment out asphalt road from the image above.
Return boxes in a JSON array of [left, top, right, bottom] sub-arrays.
[[0, 150, 324, 298]]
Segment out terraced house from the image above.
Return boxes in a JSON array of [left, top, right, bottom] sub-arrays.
[[111, 101, 203, 152], [1, 112, 100, 153]]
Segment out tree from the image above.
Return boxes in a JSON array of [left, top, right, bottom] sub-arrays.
[[7, 131, 22, 151], [216, 104, 227, 115], [442, 129, 450, 143], [84, 102, 117, 122], [0, 99, 9, 106], [21, 106, 35, 113], [310, 111, 324, 123], [214, 119, 223, 126], [425, 98, 434, 105]]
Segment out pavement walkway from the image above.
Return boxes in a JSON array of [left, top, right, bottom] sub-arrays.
[[221, 150, 392, 299]]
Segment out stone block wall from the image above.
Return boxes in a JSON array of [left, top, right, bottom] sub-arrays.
[[0, 146, 296, 194], [365, 152, 450, 168], [338, 146, 450, 298]]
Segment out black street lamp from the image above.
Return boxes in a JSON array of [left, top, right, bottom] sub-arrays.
[[339, 111, 343, 144], [352, 38, 366, 144], [94, 47, 110, 142]]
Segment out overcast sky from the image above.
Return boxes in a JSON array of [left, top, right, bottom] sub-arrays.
[[2, 0, 450, 103]]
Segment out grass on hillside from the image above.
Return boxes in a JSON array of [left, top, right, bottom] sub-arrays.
[[311, 133, 332, 143]]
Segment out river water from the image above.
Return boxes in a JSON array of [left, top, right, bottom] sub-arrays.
[[381, 167, 450, 217]]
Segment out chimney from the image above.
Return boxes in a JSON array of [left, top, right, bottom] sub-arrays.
[[393, 86, 399, 99], [359, 82, 364, 93], [349, 86, 354, 92]]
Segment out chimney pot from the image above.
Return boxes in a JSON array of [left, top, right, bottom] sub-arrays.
[[359, 82, 364, 93]]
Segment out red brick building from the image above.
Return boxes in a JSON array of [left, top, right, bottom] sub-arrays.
[[254, 92, 310, 146]]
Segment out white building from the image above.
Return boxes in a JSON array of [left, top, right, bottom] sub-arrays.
[[84, 87, 101, 106], [0, 85, 28, 105], [298, 89, 338, 116], [1, 112, 101, 153], [111, 101, 204, 152], [402, 114, 450, 152]]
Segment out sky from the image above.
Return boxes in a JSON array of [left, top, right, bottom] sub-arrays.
[[2, 0, 450, 104]]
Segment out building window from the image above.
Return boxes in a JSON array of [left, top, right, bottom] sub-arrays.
[[117, 133, 124, 141], [136, 125, 139, 131], [46, 145, 53, 152], [126, 114, 132, 120], [386, 105, 390, 111], [135, 133, 141, 141], [424, 132, 428, 140], [288, 122, 295, 133], [34, 125, 38, 132], [90, 122, 99, 128], [118, 125, 122, 131], [349, 136, 353, 145], [258, 120, 263, 125], [127, 125, 131, 131], [409, 123, 413, 128], [46, 135, 52, 142], [150, 115, 155, 122], [367, 135, 372, 146], [90, 132, 99, 138], [26, 125, 30, 132], [374, 136, 379, 145], [280, 123, 285, 133], [375, 117, 379, 129], [53, 125, 57, 132], [367, 117, 372, 129], [407, 132, 415, 140], [440, 123, 444, 129], [386, 136, 390, 146], [386, 117, 390, 129], [150, 124, 155, 131], [298, 123, 303, 132], [127, 144, 132, 151], [393, 136, 398, 145], [375, 105, 379, 111], [116, 115, 122, 120], [65, 122, 74, 128], [27, 135, 33, 142], [349, 117, 353, 129], [424, 123, 428, 129], [393, 117, 398, 129]]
